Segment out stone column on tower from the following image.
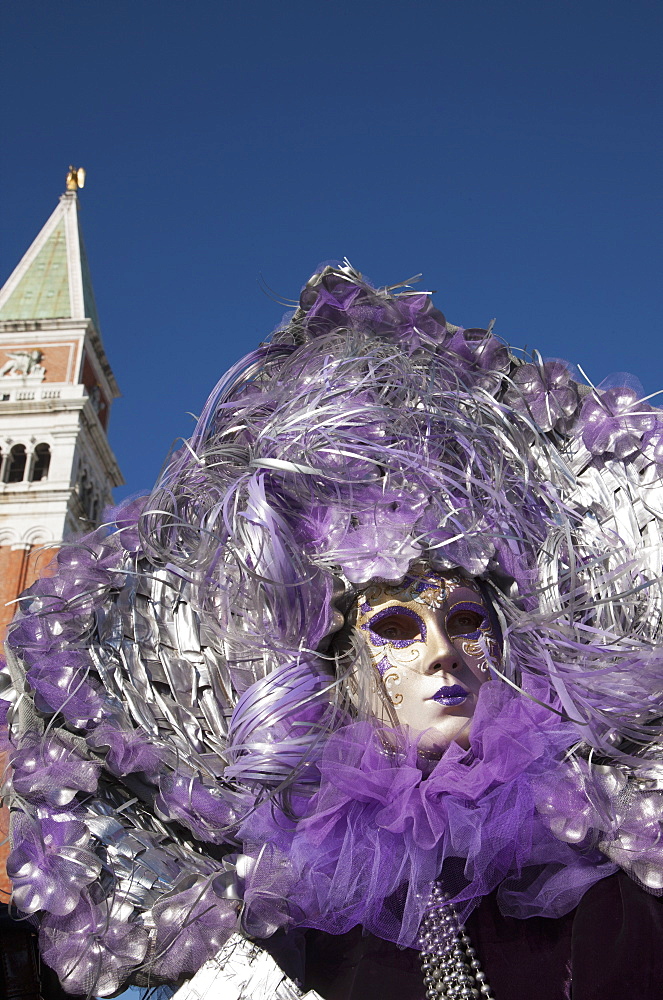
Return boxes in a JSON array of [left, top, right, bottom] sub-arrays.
[[0, 172, 124, 932]]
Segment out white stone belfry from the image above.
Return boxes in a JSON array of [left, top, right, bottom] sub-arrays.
[[0, 178, 124, 630]]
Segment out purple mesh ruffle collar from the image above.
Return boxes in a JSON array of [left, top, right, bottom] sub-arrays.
[[241, 681, 617, 947]]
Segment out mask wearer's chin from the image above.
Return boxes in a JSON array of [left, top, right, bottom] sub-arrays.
[[376, 719, 474, 768], [417, 717, 474, 757]]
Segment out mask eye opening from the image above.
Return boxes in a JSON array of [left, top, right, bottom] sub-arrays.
[[445, 605, 487, 637], [363, 604, 426, 644], [370, 612, 422, 642]]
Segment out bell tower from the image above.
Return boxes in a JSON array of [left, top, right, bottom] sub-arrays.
[[0, 171, 124, 988], [0, 169, 124, 633]]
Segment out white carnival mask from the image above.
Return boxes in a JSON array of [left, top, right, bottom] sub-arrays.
[[356, 566, 499, 751]]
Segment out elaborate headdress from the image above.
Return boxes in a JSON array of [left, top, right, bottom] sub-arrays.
[[4, 264, 663, 995]]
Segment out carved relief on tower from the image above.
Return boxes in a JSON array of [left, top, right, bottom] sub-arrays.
[[0, 342, 77, 386], [0, 349, 45, 380]]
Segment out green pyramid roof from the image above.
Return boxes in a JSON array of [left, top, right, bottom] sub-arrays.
[[0, 192, 101, 328], [0, 218, 69, 320]]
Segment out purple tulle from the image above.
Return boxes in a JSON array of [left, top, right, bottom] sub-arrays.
[[8, 812, 101, 916], [155, 773, 239, 843], [242, 682, 616, 947], [40, 894, 149, 997], [86, 724, 162, 778], [151, 879, 239, 981], [11, 735, 100, 806]]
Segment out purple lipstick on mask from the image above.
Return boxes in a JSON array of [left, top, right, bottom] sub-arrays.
[[431, 684, 469, 707]]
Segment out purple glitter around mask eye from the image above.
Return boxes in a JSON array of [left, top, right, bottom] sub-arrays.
[[363, 605, 426, 646]]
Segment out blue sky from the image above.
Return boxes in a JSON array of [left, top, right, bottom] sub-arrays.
[[1, 0, 662, 502]]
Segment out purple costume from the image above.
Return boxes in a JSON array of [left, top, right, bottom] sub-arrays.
[[3, 265, 663, 997]]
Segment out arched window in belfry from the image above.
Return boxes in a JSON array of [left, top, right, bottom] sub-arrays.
[[30, 443, 51, 482], [6, 444, 27, 483]]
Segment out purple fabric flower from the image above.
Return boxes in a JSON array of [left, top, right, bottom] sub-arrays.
[[151, 878, 239, 981], [11, 735, 100, 806], [40, 895, 149, 997], [579, 388, 657, 459], [331, 489, 427, 585], [87, 724, 161, 778], [155, 774, 239, 843], [299, 270, 450, 354], [304, 485, 430, 586], [503, 361, 579, 433], [447, 328, 511, 394], [535, 763, 624, 846], [300, 277, 365, 334], [602, 788, 663, 886], [8, 814, 101, 916], [26, 653, 105, 726], [52, 543, 124, 589], [10, 609, 89, 654], [367, 294, 450, 354]]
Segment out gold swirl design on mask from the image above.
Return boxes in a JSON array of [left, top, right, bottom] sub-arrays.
[[360, 567, 479, 614], [388, 644, 420, 664], [458, 624, 499, 673], [384, 670, 403, 706]]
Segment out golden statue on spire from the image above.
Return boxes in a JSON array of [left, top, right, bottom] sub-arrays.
[[65, 166, 86, 191]]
